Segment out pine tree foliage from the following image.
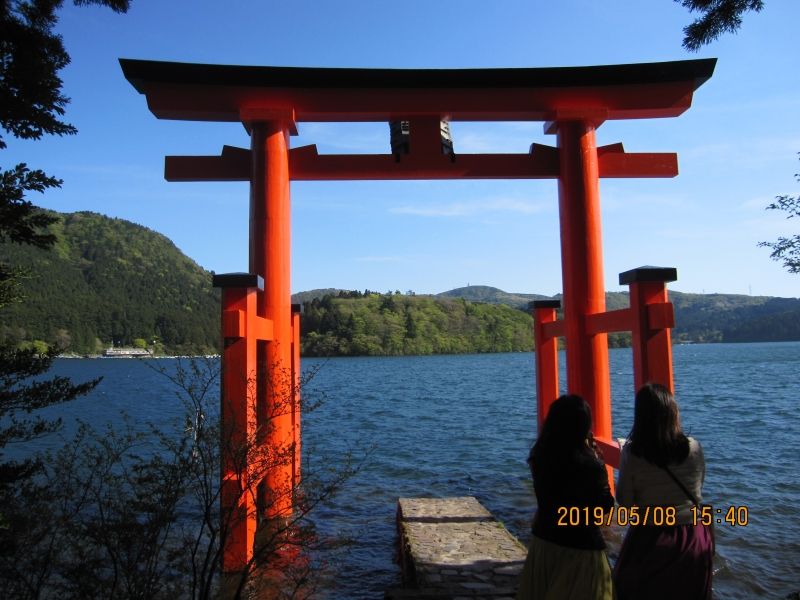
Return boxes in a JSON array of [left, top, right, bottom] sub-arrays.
[[0, 165, 60, 249], [0, 0, 129, 144], [1, 1, 132, 264], [677, 0, 764, 50], [0, 0, 131, 542]]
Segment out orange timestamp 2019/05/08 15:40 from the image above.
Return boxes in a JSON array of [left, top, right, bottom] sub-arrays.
[[556, 505, 750, 527]]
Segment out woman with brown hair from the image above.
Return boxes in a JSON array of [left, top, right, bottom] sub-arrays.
[[614, 383, 713, 600], [517, 394, 614, 600]]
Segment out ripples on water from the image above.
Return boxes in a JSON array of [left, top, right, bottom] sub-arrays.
[[39, 343, 800, 598]]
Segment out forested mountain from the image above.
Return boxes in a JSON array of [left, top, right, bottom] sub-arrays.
[[291, 288, 343, 305], [437, 285, 551, 307], [2, 211, 797, 356], [438, 286, 800, 344], [671, 293, 800, 343], [299, 290, 533, 356], [0, 211, 220, 355]]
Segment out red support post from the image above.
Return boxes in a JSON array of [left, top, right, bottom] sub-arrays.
[[552, 120, 612, 443], [532, 300, 561, 430], [291, 304, 302, 495], [620, 266, 678, 394], [214, 273, 263, 573], [248, 118, 296, 519]]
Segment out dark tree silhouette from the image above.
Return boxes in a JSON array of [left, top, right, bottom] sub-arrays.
[[1, 1, 131, 255], [0, 0, 132, 571], [677, 0, 764, 51]]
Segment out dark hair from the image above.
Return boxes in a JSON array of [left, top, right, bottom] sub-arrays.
[[628, 383, 690, 467], [529, 394, 594, 471]]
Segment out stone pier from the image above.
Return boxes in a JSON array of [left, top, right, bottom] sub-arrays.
[[388, 497, 527, 599]]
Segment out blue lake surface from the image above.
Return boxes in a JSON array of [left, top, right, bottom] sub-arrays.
[[30, 342, 800, 598]]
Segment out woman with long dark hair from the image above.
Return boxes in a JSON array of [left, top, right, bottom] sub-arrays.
[[614, 383, 713, 600], [517, 394, 614, 600]]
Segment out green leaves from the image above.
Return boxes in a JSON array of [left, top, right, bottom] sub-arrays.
[[300, 292, 535, 357], [0, 1, 75, 147], [0, 164, 60, 248], [759, 155, 800, 274]]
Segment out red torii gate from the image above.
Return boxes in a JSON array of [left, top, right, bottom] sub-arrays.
[[121, 57, 716, 572]]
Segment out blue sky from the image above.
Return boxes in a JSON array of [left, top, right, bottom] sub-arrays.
[[6, 0, 799, 297]]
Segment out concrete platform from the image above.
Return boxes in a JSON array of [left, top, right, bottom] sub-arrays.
[[390, 497, 527, 599]]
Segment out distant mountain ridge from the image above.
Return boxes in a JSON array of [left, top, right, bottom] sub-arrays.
[[436, 285, 800, 343], [1, 210, 798, 354], [437, 285, 552, 307]]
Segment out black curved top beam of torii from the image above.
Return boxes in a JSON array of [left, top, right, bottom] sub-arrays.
[[120, 57, 716, 183]]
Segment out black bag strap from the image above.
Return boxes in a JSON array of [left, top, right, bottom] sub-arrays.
[[662, 464, 699, 506]]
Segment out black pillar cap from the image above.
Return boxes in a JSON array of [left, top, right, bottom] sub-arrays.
[[530, 299, 561, 310], [291, 303, 303, 314], [212, 272, 264, 290], [619, 266, 677, 285]]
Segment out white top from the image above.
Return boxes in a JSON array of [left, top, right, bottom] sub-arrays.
[[616, 437, 705, 525]]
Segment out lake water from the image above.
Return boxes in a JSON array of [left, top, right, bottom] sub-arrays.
[[29, 342, 800, 598]]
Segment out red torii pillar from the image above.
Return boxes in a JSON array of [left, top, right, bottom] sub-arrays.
[[212, 114, 299, 572], [549, 118, 612, 446], [532, 299, 561, 427], [291, 303, 302, 496], [623, 266, 677, 394], [213, 273, 272, 571], [247, 114, 296, 520]]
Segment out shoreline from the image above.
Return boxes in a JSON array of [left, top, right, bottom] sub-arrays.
[[55, 339, 800, 361]]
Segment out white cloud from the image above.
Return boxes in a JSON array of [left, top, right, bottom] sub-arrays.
[[449, 122, 543, 154], [598, 187, 689, 212], [658, 226, 719, 241], [739, 195, 776, 211], [683, 136, 800, 169], [295, 123, 388, 154]]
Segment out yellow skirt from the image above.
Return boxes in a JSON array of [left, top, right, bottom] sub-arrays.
[[516, 535, 613, 600]]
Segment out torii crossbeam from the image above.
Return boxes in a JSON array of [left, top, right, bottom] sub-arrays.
[[121, 57, 716, 573]]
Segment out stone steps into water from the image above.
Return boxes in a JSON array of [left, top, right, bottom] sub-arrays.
[[387, 497, 527, 599]]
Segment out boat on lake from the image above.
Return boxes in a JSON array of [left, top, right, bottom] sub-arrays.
[[102, 347, 152, 358]]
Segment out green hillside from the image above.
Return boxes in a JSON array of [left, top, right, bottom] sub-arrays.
[[0, 211, 220, 355], [670, 292, 800, 343], [291, 288, 344, 305], [2, 211, 797, 356], [300, 291, 534, 356], [437, 285, 551, 307], [437, 286, 800, 343]]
